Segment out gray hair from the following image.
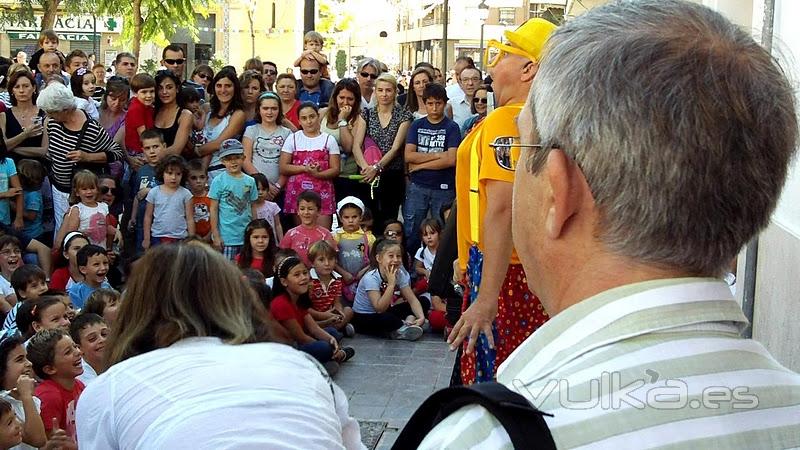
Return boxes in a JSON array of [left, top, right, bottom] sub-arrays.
[[357, 57, 381, 73], [529, 0, 798, 275], [37, 82, 76, 112]]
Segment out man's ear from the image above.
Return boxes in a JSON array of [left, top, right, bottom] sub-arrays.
[[544, 149, 582, 239], [520, 61, 539, 83]]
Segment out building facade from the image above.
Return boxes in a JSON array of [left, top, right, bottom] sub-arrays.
[[395, 0, 565, 73]]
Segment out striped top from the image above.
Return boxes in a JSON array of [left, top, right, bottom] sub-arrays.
[[45, 113, 124, 192], [420, 278, 800, 449]]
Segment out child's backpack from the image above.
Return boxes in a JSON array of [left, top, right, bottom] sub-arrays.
[[391, 382, 556, 450]]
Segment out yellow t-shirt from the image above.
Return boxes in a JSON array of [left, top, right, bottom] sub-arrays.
[[455, 104, 522, 272]]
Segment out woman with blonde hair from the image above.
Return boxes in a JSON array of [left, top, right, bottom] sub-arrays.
[[76, 243, 363, 449], [352, 73, 413, 234]]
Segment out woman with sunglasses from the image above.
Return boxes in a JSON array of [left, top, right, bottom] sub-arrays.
[[352, 73, 413, 235], [461, 84, 490, 136], [404, 67, 433, 119], [154, 71, 194, 158], [195, 69, 247, 180], [447, 19, 555, 386]]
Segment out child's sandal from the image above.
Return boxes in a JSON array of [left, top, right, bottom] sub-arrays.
[[334, 347, 356, 363]]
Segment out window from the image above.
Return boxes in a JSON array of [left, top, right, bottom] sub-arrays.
[[499, 7, 516, 24]]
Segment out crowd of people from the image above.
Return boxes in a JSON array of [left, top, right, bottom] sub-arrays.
[[0, 0, 797, 448]]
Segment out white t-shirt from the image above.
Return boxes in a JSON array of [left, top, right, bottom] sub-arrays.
[[78, 358, 98, 385], [76, 337, 363, 449], [0, 391, 42, 450], [415, 246, 436, 271], [281, 131, 340, 156], [0, 275, 13, 299]]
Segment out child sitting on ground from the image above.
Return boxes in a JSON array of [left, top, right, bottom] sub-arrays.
[[269, 256, 354, 375], [236, 219, 276, 279], [28, 329, 84, 444], [69, 313, 108, 385], [279, 191, 337, 267], [81, 288, 120, 326], [333, 197, 374, 302], [4, 264, 48, 333], [293, 31, 330, 79], [308, 241, 354, 337], [413, 218, 447, 332], [352, 238, 428, 340], [16, 296, 71, 345], [186, 159, 211, 241], [67, 245, 111, 309], [0, 333, 46, 449], [0, 236, 23, 314]]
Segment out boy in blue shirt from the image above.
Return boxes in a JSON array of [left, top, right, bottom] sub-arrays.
[[209, 139, 259, 260], [68, 245, 111, 309], [128, 130, 163, 253]]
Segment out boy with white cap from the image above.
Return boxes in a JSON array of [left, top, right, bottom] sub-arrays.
[[209, 139, 259, 260], [333, 196, 374, 302]]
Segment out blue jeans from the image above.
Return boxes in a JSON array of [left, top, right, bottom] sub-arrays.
[[297, 327, 341, 363], [403, 182, 455, 255]]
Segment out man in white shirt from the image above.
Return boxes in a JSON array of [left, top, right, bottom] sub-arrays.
[[444, 56, 474, 103], [446, 66, 482, 130], [420, 1, 800, 448]]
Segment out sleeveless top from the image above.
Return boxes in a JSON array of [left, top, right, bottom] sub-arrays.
[[155, 107, 185, 148], [101, 111, 126, 141], [324, 121, 356, 177], [4, 108, 46, 148], [205, 112, 233, 168]]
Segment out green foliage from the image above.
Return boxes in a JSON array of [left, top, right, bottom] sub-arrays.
[[335, 49, 346, 78], [0, 0, 88, 30], [96, 0, 210, 54], [316, 0, 353, 49], [209, 54, 225, 73], [140, 58, 158, 74]]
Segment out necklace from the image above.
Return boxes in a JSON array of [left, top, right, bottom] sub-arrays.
[[15, 105, 37, 122]]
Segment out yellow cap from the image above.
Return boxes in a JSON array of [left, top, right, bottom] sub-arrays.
[[504, 18, 557, 62]]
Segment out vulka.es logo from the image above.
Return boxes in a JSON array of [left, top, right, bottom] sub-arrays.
[[511, 370, 759, 411]]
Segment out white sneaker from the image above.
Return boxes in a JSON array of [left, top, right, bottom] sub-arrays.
[[390, 324, 424, 341], [344, 323, 356, 337]]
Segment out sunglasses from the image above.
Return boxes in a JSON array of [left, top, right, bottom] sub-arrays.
[[473, 97, 488, 104], [100, 186, 120, 195], [164, 58, 186, 65], [264, 69, 278, 75], [196, 73, 210, 79], [360, 72, 379, 80], [489, 136, 543, 171], [300, 69, 319, 75]]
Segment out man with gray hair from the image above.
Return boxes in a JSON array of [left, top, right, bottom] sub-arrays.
[[355, 57, 381, 109], [419, 0, 800, 448]]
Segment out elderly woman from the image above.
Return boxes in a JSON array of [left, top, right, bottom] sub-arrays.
[[76, 243, 363, 449], [0, 70, 46, 158], [38, 82, 124, 232], [352, 73, 413, 233]]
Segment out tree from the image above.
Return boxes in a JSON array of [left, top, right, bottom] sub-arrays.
[[0, 0, 88, 32], [97, 0, 209, 62], [335, 49, 346, 78]]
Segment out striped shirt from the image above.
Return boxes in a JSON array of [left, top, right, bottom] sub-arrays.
[[420, 278, 800, 449], [45, 114, 124, 192]]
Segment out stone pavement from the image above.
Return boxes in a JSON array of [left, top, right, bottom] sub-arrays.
[[332, 331, 457, 449]]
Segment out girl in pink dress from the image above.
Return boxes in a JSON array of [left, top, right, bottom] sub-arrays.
[[279, 102, 341, 229]]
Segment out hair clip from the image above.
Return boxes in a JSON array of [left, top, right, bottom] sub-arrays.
[[76, 67, 89, 76], [31, 304, 37, 316]]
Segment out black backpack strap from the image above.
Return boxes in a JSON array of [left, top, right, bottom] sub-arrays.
[[392, 382, 556, 450]]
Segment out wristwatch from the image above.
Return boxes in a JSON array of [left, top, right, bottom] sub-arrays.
[[338, 120, 348, 128]]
